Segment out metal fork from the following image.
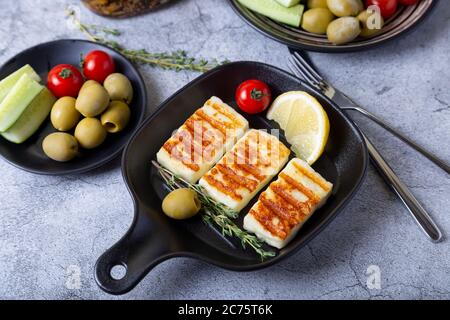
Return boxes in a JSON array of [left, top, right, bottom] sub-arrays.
[[288, 50, 443, 243], [290, 51, 450, 175]]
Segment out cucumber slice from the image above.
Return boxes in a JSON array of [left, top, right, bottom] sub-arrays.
[[0, 65, 41, 104], [237, 0, 304, 27], [1, 88, 55, 144], [275, 0, 300, 8], [0, 74, 43, 132]]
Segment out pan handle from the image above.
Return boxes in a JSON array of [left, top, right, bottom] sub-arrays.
[[95, 204, 173, 295]]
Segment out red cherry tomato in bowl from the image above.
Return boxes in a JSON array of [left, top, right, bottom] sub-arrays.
[[366, 0, 398, 19], [47, 64, 84, 98], [82, 50, 115, 83], [235, 80, 272, 114]]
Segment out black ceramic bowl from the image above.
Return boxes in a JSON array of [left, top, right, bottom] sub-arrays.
[[95, 61, 368, 295], [0, 39, 147, 175], [229, 0, 437, 53]]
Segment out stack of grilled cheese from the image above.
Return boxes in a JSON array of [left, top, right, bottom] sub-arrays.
[[157, 97, 333, 250]]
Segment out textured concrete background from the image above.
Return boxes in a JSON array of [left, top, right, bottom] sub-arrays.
[[0, 0, 449, 300]]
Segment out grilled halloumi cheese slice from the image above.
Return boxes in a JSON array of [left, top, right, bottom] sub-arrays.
[[199, 129, 291, 212], [157, 97, 249, 183], [244, 158, 333, 249]]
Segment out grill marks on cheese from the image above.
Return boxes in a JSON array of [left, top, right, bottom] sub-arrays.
[[199, 129, 290, 212], [278, 173, 320, 205], [195, 109, 229, 136], [157, 97, 249, 183], [202, 173, 243, 201], [215, 164, 259, 192], [244, 158, 333, 249], [292, 161, 331, 192], [250, 163, 330, 239], [207, 131, 287, 198]]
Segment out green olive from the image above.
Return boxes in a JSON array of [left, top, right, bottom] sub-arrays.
[[162, 188, 201, 220], [358, 9, 384, 37], [80, 80, 98, 91], [327, 17, 361, 45], [74, 118, 107, 149], [326, 0, 363, 17], [302, 8, 335, 35], [50, 97, 81, 131], [101, 101, 131, 133], [42, 132, 78, 162], [307, 0, 328, 8], [75, 82, 110, 117], [103, 73, 133, 104]]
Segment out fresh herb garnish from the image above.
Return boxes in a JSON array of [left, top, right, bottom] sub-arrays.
[[66, 9, 228, 73], [152, 161, 275, 260], [250, 88, 268, 101], [85, 24, 121, 36], [59, 68, 72, 79], [79, 53, 85, 68]]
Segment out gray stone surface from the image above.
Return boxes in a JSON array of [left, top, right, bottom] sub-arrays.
[[0, 0, 449, 300]]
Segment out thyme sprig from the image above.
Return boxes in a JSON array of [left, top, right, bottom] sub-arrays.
[[85, 24, 121, 36], [152, 161, 275, 260], [66, 9, 226, 73]]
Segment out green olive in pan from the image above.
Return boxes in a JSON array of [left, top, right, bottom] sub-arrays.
[[42, 132, 78, 162], [162, 188, 201, 220], [103, 73, 133, 104], [307, 0, 329, 8], [302, 8, 335, 35], [75, 82, 110, 117], [327, 17, 361, 45], [101, 101, 131, 133], [74, 118, 107, 149], [50, 97, 81, 131], [358, 9, 384, 38], [326, 0, 363, 17]]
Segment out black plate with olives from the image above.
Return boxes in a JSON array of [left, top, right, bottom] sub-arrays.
[[0, 39, 147, 175]]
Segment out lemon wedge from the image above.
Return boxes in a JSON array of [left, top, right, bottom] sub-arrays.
[[267, 91, 330, 164]]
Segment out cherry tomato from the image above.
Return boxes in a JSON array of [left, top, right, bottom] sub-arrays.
[[398, 0, 417, 5], [47, 64, 84, 98], [366, 0, 398, 19], [235, 80, 272, 114], [82, 50, 115, 83]]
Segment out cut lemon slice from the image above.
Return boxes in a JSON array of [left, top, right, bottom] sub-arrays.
[[267, 91, 330, 164]]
